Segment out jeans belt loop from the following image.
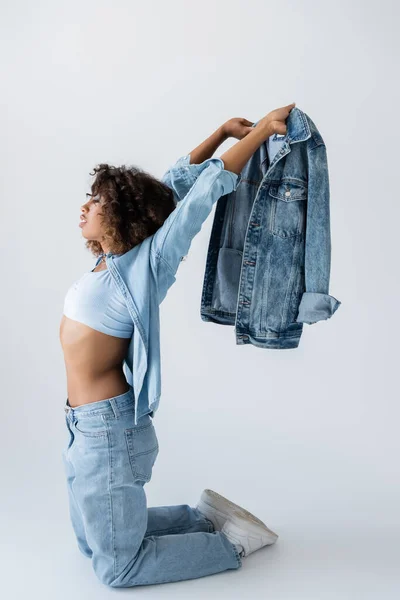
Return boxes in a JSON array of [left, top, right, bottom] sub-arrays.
[[109, 397, 120, 419]]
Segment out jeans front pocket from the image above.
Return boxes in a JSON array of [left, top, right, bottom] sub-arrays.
[[125, 420, 159, 483], [74, 414, 108, 438]]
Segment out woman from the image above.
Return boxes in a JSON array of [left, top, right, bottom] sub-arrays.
[[59, 102, 296, 588]]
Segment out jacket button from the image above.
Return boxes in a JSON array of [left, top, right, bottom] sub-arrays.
[[285, 191, 291, 197]]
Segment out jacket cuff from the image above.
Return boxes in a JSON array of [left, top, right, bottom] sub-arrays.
[[181, 154, 242, 191], [296, 292, 341, 324]]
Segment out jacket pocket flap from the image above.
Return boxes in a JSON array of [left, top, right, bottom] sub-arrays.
[[269, 182, 307, 202]]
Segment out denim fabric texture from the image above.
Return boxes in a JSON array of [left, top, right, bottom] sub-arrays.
[[62, 386, 241, 587], [165, 107, 341, 350]]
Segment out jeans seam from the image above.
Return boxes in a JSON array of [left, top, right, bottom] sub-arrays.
[[221, 531, 242, 567], [105, 422, 117, 582], [231, 541, 242, 567]]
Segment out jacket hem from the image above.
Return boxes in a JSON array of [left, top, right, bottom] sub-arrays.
[[200, 309, 235, 326], [236, 331, 301, 349]]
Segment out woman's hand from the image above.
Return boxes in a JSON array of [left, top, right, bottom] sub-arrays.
[[220, 103, 296, 176], [254, 102, 296, 136], [222, 117, 255, 140]]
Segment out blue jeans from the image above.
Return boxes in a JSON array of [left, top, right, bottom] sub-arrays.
[[62, 385, 242, 587]]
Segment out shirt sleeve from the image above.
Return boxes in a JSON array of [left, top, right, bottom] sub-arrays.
[[153, 155, 242, 277], [160, 154, 199, 203]]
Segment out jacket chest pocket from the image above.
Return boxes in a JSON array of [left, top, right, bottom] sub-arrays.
[[268, 182, 307, 238]]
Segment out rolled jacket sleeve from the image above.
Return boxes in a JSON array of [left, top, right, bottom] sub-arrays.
[[153, 155, 242, 277], [296, 292, 341, 325], [295, 143, 341, 325]]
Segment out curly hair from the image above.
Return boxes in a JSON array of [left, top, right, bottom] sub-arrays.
[[85, 163, 176, 257]]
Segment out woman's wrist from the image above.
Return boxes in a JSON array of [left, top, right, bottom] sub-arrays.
[[220, 124, 273, 175], [219, 122, 231, 141], [188, 125, 229, 164]]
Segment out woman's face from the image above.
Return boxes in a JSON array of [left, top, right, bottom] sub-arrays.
[[80, 193, 105, 240]]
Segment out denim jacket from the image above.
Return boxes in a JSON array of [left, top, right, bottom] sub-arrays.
[[163, 106, 341, 350], [103, 155, 241, 423]]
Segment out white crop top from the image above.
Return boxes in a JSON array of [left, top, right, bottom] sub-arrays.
[[63, 255, 134, 338]]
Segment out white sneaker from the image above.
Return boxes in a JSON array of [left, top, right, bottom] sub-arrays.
[[195, 488, 271, 531], [221, 509, 279, 558]]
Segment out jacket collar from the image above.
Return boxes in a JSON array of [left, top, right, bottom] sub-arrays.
[[285, 107, 311, 144]]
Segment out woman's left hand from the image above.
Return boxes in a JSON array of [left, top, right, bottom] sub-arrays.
[[222, 117, 254, 140]]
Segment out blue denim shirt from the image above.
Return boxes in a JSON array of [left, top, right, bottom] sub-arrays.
[[103, 156, 241, 423]]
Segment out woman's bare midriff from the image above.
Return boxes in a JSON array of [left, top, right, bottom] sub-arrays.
[[59, 314, 131, 406], [59, 263, 131, 407]]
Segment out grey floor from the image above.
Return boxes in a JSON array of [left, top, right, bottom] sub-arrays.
[[3, 497, 398, 599]]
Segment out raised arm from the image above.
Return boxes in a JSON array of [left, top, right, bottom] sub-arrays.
[[160, 125, 228, 203], [152, 156, 241, 280], [187, 124, 228, 165], [161, 118, 256, 202], [153, 104, 296, 286]]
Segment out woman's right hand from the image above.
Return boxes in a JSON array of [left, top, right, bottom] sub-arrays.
[[255, 102, 296, 138]]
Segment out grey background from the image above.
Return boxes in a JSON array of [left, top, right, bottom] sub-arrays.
[[1, 0, 399, 597]]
